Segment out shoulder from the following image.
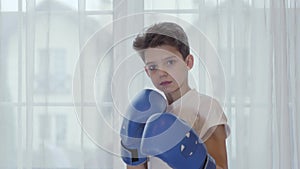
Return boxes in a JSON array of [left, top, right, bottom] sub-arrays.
[[187, 89, 222, 106], [190, 91, 230, 141], [174, 89, 225, 123], [179, 90, 221, 109], [193, 91, 224, 116]]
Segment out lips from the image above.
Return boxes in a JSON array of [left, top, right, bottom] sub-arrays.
[[159, 81, 172, 86]]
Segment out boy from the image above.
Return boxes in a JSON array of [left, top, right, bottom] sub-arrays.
[[127, 22, 230, 169]]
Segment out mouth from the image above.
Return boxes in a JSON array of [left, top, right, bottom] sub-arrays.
[[159, 81, 172, 86]]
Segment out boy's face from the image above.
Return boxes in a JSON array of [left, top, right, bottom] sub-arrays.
[[144, 45, 193, 95]]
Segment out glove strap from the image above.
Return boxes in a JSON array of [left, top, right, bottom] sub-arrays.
[[121, 141, 147, 165], [203, 154, 216, 169]]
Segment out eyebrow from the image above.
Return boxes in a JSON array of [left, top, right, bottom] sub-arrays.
[[145, 56, 177, 65], [163, 56, 177, 61]]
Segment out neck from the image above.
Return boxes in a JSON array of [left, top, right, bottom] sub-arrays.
[[165, 86, 191, 105]]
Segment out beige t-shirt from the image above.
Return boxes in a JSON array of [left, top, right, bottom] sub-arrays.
[[148, 89, 230, 169]]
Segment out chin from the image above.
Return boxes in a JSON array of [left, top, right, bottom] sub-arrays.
[[159, 86, 178, 94]]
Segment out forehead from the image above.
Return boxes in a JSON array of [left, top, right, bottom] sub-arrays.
[[144, 45, 183, 63]]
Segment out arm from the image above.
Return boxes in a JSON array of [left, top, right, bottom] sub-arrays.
[[127, 163, 147, 169], [204, 125, 228, 169]]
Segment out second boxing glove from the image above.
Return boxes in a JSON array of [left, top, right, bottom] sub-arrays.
[[141, 113, 216, 169]]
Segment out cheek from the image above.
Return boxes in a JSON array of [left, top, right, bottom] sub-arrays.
[[148, 74, 160, 82], [168, 66, 188, 82], [173, 72, 186, 84], [169, 71, 186, 83]]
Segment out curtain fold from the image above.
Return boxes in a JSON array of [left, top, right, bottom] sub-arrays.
[[24, 0, 36, 168], [270, 0, 298, 168]]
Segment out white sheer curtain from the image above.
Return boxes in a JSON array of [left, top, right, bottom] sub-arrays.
[[0, 0, 299, 169]]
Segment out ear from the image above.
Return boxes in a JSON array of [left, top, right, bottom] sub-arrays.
[[144, 66, 150, 77], [185, 54, 194, 70]]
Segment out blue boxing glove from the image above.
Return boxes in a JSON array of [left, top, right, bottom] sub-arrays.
[[141, 113, 216, 169], [120, 89, 167, 166]]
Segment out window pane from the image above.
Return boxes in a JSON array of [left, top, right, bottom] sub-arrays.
[[31, 105, 122, 168], [22, 0, 26, 11], [32, 107, 82, 168], [86, 15, 113, 31], [1, 13, 20, 102], [1, 0, 18, 11], [0, 105, 17, 168], [36, 0, 78, 10], [86, 0, 113, 11], [145, 13, 199, 31], [145, 0, 199, 10], [144, 13, 199, 30], [33, 13, 78, 103]]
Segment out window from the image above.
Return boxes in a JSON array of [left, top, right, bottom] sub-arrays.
[[35, 48, 70, 94]]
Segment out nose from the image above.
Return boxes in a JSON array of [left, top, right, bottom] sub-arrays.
[[157, 68, 168, 77]]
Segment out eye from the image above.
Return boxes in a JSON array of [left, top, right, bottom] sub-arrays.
[[147, 65, 157, 71], [166, 59, 176, 65]]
